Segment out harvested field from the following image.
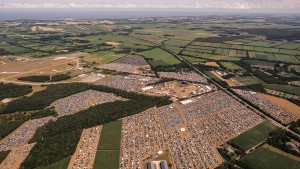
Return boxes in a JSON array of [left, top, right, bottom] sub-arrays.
[[204, 62, 219, 67], [51, 90, 127, 116], [259, 93, 300, 118]]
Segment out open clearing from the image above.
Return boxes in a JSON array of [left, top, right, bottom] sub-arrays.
[[259, 93, 300, 118], [240, 147, 300, 169], [93, 120, 122, 169], [139, 48, 181, 67], [228, 121, 276, 151]]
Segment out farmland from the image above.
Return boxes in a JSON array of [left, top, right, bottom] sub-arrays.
[[235, 76, 266, 85], [93, 120, 122, 169], [228, 121, 277, 151], [139, 48, 181, 67], [240, 147, 300, 169]]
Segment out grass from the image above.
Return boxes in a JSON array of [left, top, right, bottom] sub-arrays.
[[93, 151, 120, 169], [94, 120, 122, 169], [220, 62, 244, 70], [240, 147, 300, 169], [243, 60, 276, 67], [91, 51, 124, 64], [263, 84, 300, 96], [235, 76, 266, 85], [139, 48, 181, 67], [182, 56, 206, 63], [38, 156, 71, 169], [228, 121, 277, 151], [97, 120, 122, 150]]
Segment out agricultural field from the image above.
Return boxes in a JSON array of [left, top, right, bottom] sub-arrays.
[[240, 147, 300, 169], [220, 62, 244, 70], [235, 76, 266, 85], [94, 120, 122, 169], [263, 84, 300, 96], [228, 121, 277, 151], [139, 48, 181, 67]]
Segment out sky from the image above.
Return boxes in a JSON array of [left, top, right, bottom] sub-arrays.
[[0, 0, 299, 10]]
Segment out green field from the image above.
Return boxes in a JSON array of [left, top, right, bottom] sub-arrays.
[[263, 84, 300, 96], [139, 48, 181, 67], [93, 151, 120, 169], [182, 56, 206, 63], [228, 121, 277, 151], [220, 62, 244, 70], [91, 51, 124, 64], [94, 120, 122, 169], [240, 147, 300, 169], [38, 156, 71, 169], [235, 76, 266, 85], [243, 60, 276, 67]]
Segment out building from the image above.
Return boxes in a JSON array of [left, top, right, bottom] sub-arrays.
[[160, 160, 169, 169], [147, 162, 155, 169]]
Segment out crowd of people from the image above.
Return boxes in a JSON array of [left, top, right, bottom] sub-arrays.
[[0, 117, 52, 152], [99, 55, 151, 74], [51, 90, 127, 116], [157, 71, 208, 83], [0, 143, 35, 169], [96, 75, 159, 92], [234, 89, 296, 124], [68, 126, 102, 169], [119, 90, 264, 169]]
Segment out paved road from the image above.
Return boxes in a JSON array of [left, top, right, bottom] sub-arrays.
[[130, 36, 300, 139]]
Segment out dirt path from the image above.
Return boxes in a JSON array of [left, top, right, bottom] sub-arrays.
[[259, 93, 300, 118]]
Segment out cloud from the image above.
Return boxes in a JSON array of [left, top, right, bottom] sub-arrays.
[[0, 0, 299, 9]]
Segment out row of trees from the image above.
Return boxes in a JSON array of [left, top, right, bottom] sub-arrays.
[[21, 85, 171, 168], [267, 129, 300, 157], [17, 74, 71, 83]]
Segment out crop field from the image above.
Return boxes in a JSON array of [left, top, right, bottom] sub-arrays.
[[243, 60, 276, 67], [182, 56, 206, 63], [91, 51, 124, 64], [139, 48, 181, 67], [220, 62, 244, 70], [263, 84, 300, 96], [97, 120, 122, 150], [93, 151, 120, 169], [235, 76, 266, 85], [228, 121, 277, 151], [240, 147, 300, 169], [38, 157, 71, 169], [94, 120, 122, 169]]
